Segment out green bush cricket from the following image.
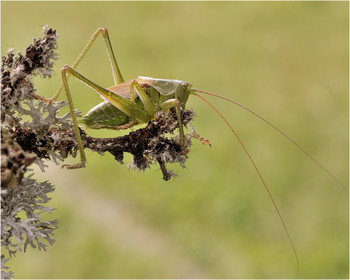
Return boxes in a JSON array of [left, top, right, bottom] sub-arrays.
[[48, 28, 347, 277]]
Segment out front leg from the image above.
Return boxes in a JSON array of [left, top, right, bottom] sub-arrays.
[[160, 99, 186, 154]]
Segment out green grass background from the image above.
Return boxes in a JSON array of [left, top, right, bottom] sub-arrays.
[[2, 1, 349, 278]]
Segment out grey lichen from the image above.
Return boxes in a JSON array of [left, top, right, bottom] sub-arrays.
[[1, 25, 60, 279], [1, 174, 57, 255], [1, 25, 195, 278]]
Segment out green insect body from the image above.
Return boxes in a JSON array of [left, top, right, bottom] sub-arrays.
[[81, 77, 192, 130]]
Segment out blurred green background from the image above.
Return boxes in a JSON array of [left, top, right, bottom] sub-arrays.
[[2, 1, 349, 278]]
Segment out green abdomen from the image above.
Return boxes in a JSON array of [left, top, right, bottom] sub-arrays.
[[81, 100, 130, 129]]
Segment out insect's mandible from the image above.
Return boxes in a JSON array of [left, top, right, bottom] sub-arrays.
[[46, 28, 347, 277]]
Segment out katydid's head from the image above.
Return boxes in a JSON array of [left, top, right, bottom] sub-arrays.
[[175, 80, 193, 108], [138, 76, 192, 108]]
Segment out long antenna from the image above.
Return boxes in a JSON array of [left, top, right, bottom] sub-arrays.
[[193, 92, 299, 276], [194, 89, 348, 193]]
